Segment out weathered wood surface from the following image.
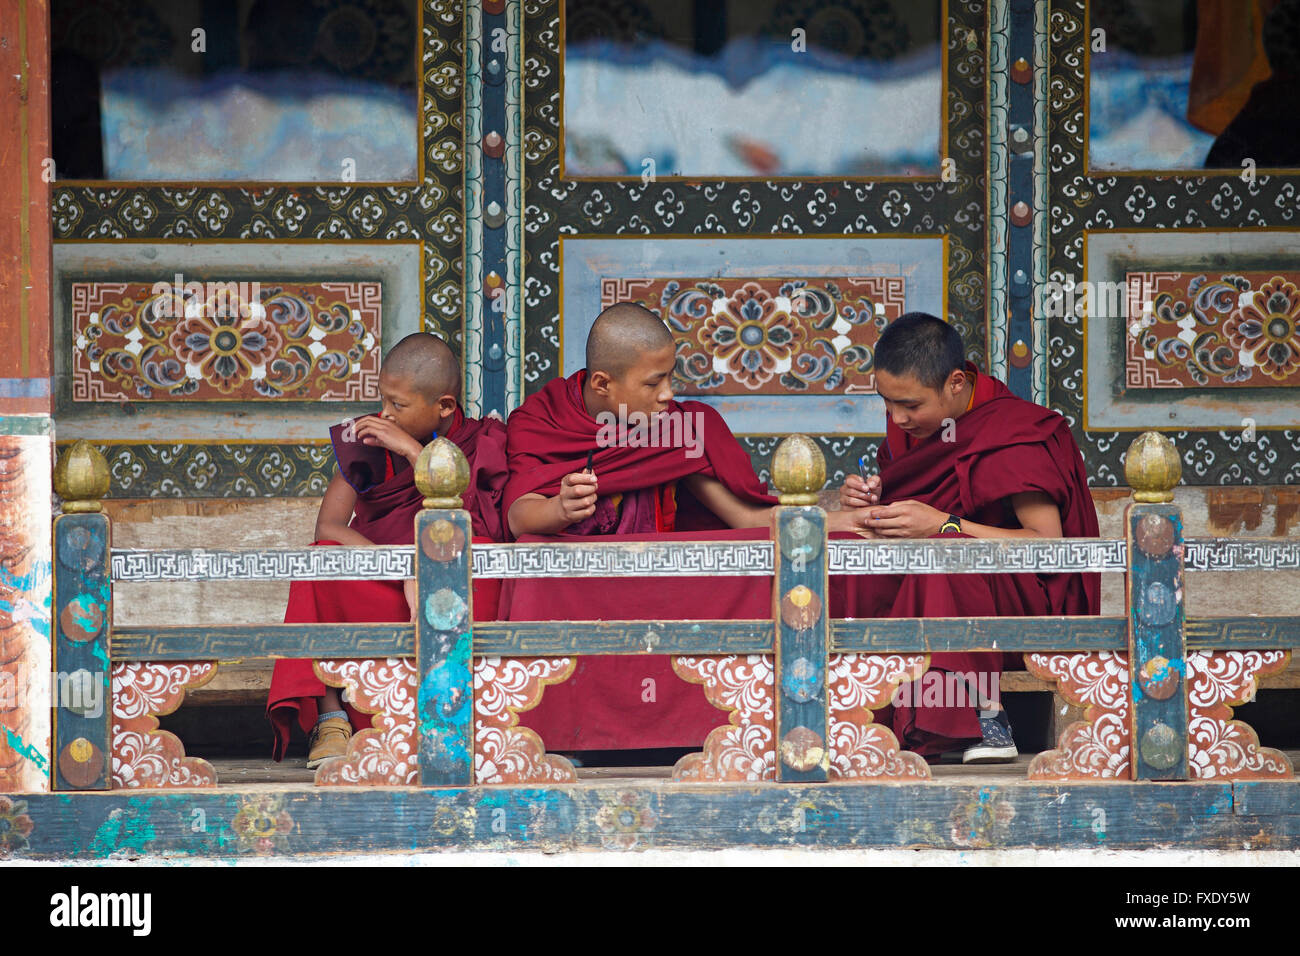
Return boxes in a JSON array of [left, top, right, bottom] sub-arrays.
[[106, 537, 1300, 583], [8, 779, 1300, 857], [176, 657, 1300, 710], [110, 615, 1300, 662], [52, 514, 112, 791], [415, 511, 474, 787], [1126, 506, 1188, 781], [773, 508, 829, 782]]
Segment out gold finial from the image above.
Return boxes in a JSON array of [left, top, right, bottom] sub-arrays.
[[1124, 431, 1181, 503], [53, 440, 110, 512], [771, 434, 826, 506], [414, 437, 470, 509]]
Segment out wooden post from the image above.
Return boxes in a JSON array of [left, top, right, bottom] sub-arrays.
[[50, 442, 112, 790], [412, 437, 474, 787], [1123, 432, 1188, 781], [770, 435, 830, 783], [0, 0, 55, 795]]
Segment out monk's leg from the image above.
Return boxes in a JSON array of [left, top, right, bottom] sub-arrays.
[[883, 571, 1009, 757]]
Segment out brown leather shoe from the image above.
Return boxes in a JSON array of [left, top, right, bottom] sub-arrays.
[[306, 716, 352, 769]]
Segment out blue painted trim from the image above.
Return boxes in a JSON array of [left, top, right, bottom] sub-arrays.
[[987, 0, 1010, 381], [0, 378, 51, 398]]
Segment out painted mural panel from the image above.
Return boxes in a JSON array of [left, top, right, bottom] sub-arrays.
[[562, 0, 943, 177], [70, 280, 382, 402], [601, 276, 905, 395], [51, 0, 421, 182]]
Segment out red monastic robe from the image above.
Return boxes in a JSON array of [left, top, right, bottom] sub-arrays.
[[267, 407, 507, 761], [502, 370, 777, 751], [829, 363, 1101, 756]]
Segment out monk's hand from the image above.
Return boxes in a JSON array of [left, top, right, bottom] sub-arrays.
[[827, 508, 881, 537], [353, 416, 424, 464], [840, 474, 881, 509], [403, 578, 419, 624], [863, 500, 947, 538], [827, 508, 874, 535], [556, 471, 599, 525]]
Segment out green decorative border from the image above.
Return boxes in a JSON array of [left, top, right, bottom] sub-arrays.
[[66, 443, 334, 499]]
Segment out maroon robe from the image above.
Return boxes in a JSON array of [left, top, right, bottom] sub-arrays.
[[267, 407, 507, 761], [830, 364, 1101, 756], [503, 370, 777, 751]]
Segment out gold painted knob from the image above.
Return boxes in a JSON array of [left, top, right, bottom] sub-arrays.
[[1124, 431, 1181, 503], [414, 437, 470, 509], [771, 434, 826, 506], [53, 440, 110, 513]]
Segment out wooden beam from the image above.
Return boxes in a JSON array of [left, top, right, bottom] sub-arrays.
[[109, 616, 1300, 661], [0, 0, 52, 416], [12, 779, 1299, 857]]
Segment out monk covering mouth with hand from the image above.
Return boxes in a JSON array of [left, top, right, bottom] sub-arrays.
[[267, 332, 507, 769]]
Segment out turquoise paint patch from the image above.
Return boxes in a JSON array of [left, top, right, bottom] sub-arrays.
[[90, 801, 158, 856], [67, 593, 102, 632], [3, 726, 50, 775], [417, 636, 472, 767], [88, 639, 111, 670]]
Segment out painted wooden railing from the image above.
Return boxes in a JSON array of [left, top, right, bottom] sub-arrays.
[[46, 431, 1298, 792]]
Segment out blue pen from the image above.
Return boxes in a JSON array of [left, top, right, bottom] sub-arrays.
[[857, 455, 871, 483]]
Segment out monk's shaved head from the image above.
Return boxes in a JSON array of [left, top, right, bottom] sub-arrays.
[[381, 332, 461, 400], [875, 312, 966, 391], [586, 302, 674, 380]]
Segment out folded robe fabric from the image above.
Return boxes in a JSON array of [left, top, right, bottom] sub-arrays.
[[830, 363, 1101, 755], [502, 369, 776, 535], [267, 407, 508, 761], [503, 370, 777, 751]]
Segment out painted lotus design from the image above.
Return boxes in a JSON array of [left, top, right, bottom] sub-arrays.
[[1128, 272, 1300, 387], [71, 281, 381, 401], [169, 305, 283, 394], [1223, 277, 1300, 381], [697, 283, 808, 388]]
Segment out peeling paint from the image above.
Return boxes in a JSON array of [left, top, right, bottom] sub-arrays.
[[3, 724, 49, 774]]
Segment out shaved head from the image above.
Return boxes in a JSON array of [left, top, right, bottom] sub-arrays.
[[586, 302, 674, 379], [381, 332, 461, 400]]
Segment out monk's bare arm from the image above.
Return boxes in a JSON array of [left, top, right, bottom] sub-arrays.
[[681, 474, 775, 529], [314, 470, 376, 547], [507, 473, 599, 537], [860, 491, 1063, 539], [961, 491, 1063, 539]]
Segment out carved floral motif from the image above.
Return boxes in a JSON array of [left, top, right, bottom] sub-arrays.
[[111, 662, 217, 789]]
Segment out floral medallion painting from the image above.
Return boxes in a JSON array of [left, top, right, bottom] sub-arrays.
[[71, 280, 381, 401], [601, 276, 906, 395]]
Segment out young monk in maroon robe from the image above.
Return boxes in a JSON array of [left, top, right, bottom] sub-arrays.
[[267, 332, 507, 767], [503, 302, 860, 754], [835, 312, 1100, 763]]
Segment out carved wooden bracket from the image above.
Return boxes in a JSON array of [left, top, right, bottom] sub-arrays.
[[1026, 650, 1292, 780], [1187, 650, 1292, 779], [111, 662, 217, 788], [672, 653, 930, 781], [315, 656, 577, 786]]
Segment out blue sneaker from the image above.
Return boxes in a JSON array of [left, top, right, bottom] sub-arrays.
[[962, 708, 1018, 764]]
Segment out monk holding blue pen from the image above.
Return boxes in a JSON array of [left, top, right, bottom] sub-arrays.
[[833, 313, 1099, 763]]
